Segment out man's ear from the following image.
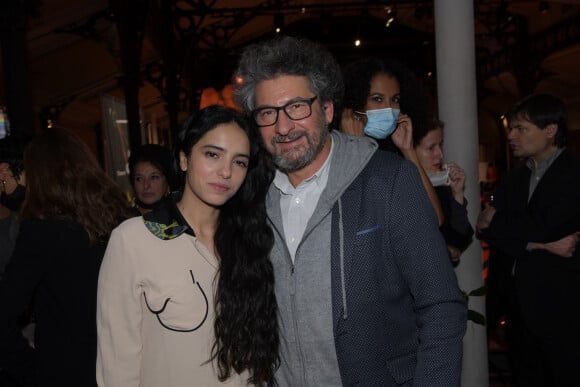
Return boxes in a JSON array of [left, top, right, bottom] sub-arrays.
[[323, 102, 334, 124], [544, 123, 557, 139]]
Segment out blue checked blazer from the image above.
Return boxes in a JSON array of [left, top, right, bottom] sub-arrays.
[[330, 151, 467, 387]]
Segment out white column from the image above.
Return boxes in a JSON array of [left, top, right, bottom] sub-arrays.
[[434, 1, 489, 386]]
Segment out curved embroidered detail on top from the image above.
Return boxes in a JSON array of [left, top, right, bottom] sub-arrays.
[[143, 270, 209, 332], [144, 219, 188, 240]]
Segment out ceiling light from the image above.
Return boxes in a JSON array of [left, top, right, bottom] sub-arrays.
[[274, 13, 284, 33], [385, 8, 397, 27]]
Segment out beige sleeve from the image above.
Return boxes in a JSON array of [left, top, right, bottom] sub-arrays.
[[96, 225, 143, 387]]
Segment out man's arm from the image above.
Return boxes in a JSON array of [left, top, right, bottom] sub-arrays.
[[478, 161, 580, 258], [529, 232, 580, 257], [476, 173, 528, 258], [476, 177, 580, 258], [389, 160, 467, 387]]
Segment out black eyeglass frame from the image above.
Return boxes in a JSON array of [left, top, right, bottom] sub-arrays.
[[251, 96, 318, 127]]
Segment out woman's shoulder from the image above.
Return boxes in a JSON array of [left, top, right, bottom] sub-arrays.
[[112, 216, 147, 236]]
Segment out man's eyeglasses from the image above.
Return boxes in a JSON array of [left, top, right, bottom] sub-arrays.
[[251, 96, 318, 127]]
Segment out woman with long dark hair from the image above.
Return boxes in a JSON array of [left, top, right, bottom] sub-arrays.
[[0, 128, 132, 386], [97, 105, 279, 386]]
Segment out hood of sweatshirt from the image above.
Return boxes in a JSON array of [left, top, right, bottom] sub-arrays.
[[265, 130, 379, 386], [266, 130, 378, 237]]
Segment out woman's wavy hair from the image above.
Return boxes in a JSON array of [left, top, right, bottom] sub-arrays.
[[20, 128, 132, 244], [233, 35, 344, 129], [175, 105, 279, 384], [342, 57, 433, 150]]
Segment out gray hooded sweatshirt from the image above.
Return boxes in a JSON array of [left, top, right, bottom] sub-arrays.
[[266, 131, 377, 387]]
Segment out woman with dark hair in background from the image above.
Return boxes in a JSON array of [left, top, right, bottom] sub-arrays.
[[128, 143, 176, 215], [340, 57, 444, 225], [97, 105, 279, 387], [0, 135, 26, 278], [0, 128, 132, 386]]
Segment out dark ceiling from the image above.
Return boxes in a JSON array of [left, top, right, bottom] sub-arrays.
[[1, 0, 579, 158]]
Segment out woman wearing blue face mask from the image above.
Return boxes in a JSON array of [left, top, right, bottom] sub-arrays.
[[340, 57, 444, 225]]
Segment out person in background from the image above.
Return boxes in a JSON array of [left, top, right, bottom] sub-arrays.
[[0, 128, 132, 387], [340, 57, 444, 225], [0, 135, 26, 278], [234, 35, 466, 387], [477, 93, 580, 387], [0, 135, 28, 387], [97, 105, 279, 387], [128, 143, 176, 215], [415, 119, 473, 265]]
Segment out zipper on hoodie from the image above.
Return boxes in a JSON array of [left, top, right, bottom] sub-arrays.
[[288, 245, 307, 387]]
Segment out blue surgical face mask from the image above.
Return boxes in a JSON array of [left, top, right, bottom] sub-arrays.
[[356, 108, 400, 139]]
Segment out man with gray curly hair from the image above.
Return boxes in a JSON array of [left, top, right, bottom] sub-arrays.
[[234, 36, 467, 387]]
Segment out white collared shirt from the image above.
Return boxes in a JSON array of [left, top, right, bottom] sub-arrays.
[[272, 137, 334, 262]]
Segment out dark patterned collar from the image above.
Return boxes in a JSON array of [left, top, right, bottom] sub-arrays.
[[142, 193, 195, 240]]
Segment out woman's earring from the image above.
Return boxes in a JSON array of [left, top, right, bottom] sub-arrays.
[[1, 179, 6, 192]]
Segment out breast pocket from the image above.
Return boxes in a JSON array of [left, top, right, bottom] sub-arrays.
[[143, 270, 209, 332], [354, 224, 383, 252]]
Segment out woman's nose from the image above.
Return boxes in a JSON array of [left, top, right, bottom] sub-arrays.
[[218, 163, 232, 179]]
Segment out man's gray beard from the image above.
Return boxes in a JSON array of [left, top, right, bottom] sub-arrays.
[[272, 123, 329, 173]]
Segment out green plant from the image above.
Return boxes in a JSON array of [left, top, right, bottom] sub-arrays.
[[463, 285, 487, 326]]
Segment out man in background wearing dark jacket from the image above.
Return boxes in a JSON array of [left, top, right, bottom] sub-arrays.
[[478, 93, 580, 387]]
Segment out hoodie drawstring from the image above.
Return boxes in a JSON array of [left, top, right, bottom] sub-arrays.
[[338, 197, 347, 320]]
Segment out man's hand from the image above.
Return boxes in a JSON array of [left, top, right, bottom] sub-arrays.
[[530, 232, 580, 258], [476, 204, 496, 232], [447, 245, 462, 266]]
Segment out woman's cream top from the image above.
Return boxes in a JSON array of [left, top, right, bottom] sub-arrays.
[[96, 217, 249, 387]]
